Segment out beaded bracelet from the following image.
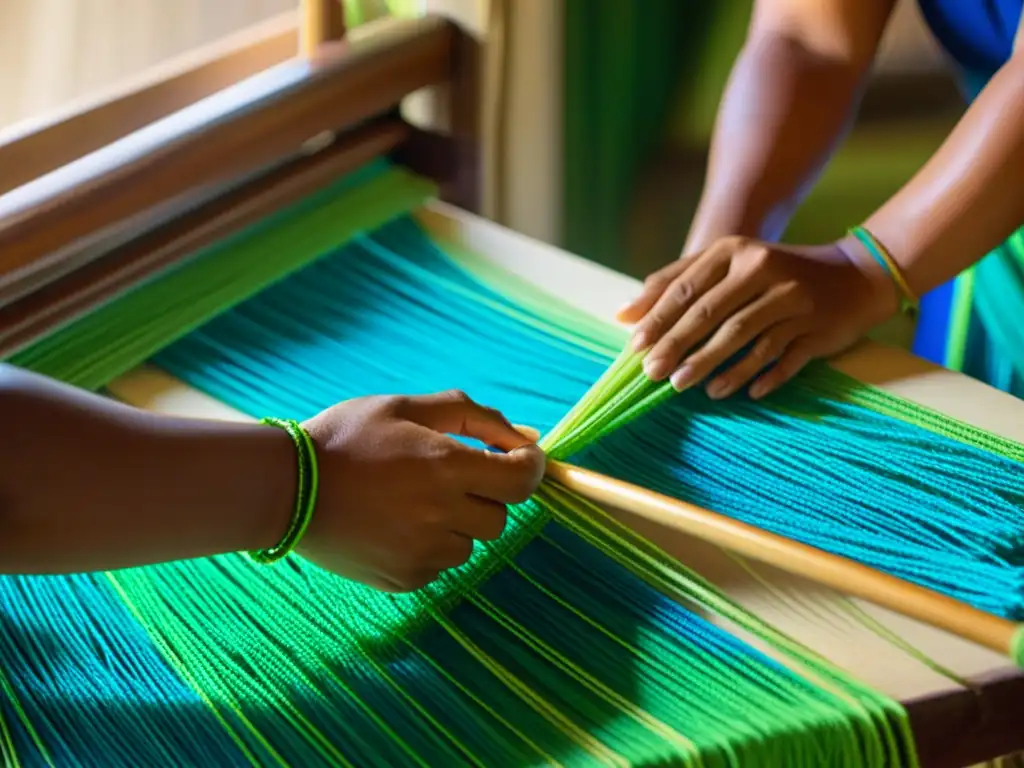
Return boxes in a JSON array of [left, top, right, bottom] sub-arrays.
[[248, 417, 319, 565], [848, 226, 919, 316]]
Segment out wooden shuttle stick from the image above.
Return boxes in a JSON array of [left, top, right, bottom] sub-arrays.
[[545, 458, 1022, 663]]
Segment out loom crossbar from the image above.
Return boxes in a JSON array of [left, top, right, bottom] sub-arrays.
[[0, 15, 459, 305], [0, 118, 410, 357]]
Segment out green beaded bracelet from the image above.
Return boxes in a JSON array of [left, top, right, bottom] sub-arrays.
[[248, 417, 319, 565]]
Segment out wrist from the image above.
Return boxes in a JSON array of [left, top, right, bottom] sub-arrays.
[[232, 424, 298, 554], [684, 198, 770, 255], [248, 418, 319, 564], [833, 233, 902, 322], [125, 418, 297, 564]]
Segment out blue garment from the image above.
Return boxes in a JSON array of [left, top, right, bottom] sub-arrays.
[[910, 0, 1024, 395], [917, 0, 1019, 82]]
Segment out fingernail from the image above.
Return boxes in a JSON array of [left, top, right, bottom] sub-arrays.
[[669, 365, 693, 391], [631, 331, 648, 352], [644, 356, 669, 380], [749, 382, 768, 400], [514, 424, 541, 442], [705, 379, 729, 399]]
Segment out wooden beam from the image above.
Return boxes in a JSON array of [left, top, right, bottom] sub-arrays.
[[0, 118, 410, 356], [0, 13, 300, 197], [0, 16, 455, 298]]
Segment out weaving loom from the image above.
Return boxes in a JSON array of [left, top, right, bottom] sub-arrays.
[[1, 8, 1024, 767]]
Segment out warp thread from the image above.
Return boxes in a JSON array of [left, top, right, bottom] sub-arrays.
[[2, 160, 1022, 765]]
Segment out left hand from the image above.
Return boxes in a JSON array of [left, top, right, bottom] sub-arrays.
[[616, 236, 899, 400]]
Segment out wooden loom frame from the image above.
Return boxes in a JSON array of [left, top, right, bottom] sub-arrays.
[[0, 4, 479, 356], [0, 4, 1022, 765]]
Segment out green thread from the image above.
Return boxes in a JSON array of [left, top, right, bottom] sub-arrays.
[[400, 642, 561, 766], [945, 267, 976, 371], [5, 162, 436, 389], [429, 608, 629, 766], [793, 363, 1024, 464], [725, 550, 975, 691], [1012, 625, 1024, 670], [540, 483, 917, 766], [105, 572, 271, 767], [5, 161, 1015, 765], [0, 666, 52, 768], [249, 418, 319, 565]]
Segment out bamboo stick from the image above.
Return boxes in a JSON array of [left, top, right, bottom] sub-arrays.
[[545, 459, 1021, 662]]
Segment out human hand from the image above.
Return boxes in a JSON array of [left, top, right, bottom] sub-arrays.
[[616, 236, 899, 400], [297, 390, 545, 591]]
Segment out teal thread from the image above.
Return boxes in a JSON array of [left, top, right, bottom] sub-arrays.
[[1, 161, 1019, 765], [148, 212, 1024, 622]]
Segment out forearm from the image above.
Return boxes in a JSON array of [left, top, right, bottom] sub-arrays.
[[686, 33, 868, 252], [0, 365, 293, 574], [857, 54, 1024, 295]]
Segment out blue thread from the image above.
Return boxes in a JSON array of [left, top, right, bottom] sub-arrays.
[[0, 575, 250, 767]]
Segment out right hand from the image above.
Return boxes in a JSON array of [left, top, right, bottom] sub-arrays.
[[297, 390, 545, 592], [615, 237, 898, 399]]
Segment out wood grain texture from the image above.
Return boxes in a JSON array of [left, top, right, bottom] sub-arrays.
[[0, 12, 300, 196], [0, 15, 455, 292]]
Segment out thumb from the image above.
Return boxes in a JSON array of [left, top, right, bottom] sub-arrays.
[[469, 441, 547, 504], [513, 424, 541, 442], [404, 392, 547, 503]]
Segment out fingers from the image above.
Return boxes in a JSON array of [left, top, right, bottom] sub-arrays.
[[703, 319, 806, 399], [615, 259, 690, 324], [388, 531, 479, 592], [513, 424, 541, 442], [749, 340, 817, 400], [668, 287, 804, 394], [401, 389, 530, 452], [462, 444, 546, 505], [374, 529, 480, 593], [431, 533, 477, 569], [401, 390, 546, 504], [447, 496, 509, 542], [632, 253, 731, 354], [642, 273, 761, 381], [373, 532, 476, 593], [380, 569, 440, 593]]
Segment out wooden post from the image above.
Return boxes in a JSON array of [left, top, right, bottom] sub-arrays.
[[301, 0, 347, 55]]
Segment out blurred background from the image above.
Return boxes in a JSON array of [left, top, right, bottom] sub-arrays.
[[0, 0, 962, 302]]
